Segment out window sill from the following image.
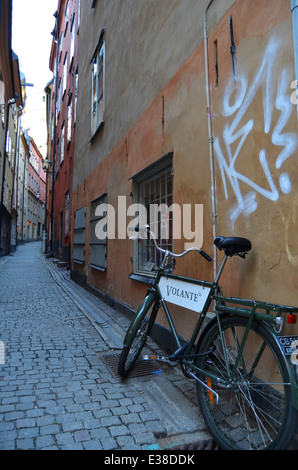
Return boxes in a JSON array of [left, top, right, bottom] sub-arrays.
[[89, 263, 106, 272], [72, 259, 84, 265], [128, 272, 154, 285], [89, 121, 104, 143]]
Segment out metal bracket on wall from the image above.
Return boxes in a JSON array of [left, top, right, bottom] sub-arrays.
[[229, 16, 237, 83]]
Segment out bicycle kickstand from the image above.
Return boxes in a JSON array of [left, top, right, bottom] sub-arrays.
[[186, 370, 219, 405]]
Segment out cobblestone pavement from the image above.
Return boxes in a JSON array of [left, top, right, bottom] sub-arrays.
[[0, 242, 213, 451], [1, 243, 297, 451]]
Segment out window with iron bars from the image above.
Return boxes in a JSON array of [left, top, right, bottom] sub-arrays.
[[132, 154, 173, 275]]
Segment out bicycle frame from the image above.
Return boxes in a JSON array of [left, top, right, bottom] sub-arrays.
[[126, 227, 298, 409], [143, 252, 298, 409]]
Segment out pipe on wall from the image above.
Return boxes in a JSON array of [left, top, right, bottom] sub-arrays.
[[292, 0, 298, 122], [204, 0, 218, 280]]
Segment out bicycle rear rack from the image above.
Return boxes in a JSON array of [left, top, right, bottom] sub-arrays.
[[213, 295, 298, 332]]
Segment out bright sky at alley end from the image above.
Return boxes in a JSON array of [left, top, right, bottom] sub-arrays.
[[12, 0, 58, 155]]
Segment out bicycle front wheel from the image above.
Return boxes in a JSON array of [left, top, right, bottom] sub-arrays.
[[118, 296, 159, 378], [195, 315, 296, 450]]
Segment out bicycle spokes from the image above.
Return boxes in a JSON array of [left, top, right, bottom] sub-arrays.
[[196, 317, 293, 450]]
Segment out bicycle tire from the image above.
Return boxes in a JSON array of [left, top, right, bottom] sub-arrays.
[[118, 296, 159, 377], [195, 315, 296, 450]]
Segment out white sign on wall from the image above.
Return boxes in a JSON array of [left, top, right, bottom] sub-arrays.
[[159, 276, 211, 314]]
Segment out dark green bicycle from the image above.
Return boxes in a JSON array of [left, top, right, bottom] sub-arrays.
[[118, 227, 298, 450]]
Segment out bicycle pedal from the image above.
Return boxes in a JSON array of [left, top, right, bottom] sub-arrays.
[[142, 355, 172, 364]]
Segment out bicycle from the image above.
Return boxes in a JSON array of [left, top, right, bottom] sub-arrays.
[[118, 226, 298, 450]]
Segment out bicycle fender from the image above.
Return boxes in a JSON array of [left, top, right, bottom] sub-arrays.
[[264, 326, 298, 410], [195, 313, 219, 354], [123, 292, 157, 347]]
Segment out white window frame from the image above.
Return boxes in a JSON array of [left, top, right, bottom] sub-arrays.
[[58, 79, 62, 114], [56, 138, 60, 174], [60, 123, 65, 163], [62, 53, 68, 97], [74, 69, 78, 125], [65, 1, 69, 30], [67, 95, 72, 145], [69, 14, 75, 72], [91, 31, 105, 138]]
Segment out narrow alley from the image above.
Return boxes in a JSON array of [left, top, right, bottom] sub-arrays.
[[1, 0, 297, 453], [0, 242, 214, 451]]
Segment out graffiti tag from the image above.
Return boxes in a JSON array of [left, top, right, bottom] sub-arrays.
[[214, 37, 298, 224]]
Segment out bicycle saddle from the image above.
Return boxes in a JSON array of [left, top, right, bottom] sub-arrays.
[[214, 236, 252, 257]]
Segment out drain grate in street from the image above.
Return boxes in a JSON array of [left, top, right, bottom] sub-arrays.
[[100, 352, 163, 379]]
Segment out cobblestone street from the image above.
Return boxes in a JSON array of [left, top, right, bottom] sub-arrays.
[[0, 242, 212, 451]]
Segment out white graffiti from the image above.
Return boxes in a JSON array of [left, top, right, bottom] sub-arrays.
[[291, 339, 298, 366], [214, 36, 298, 224], [291, 80, 298, 105]]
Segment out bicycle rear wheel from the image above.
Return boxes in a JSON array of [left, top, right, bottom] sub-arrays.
[[118, 296, 159, 377], [195, 315, 296, 450]]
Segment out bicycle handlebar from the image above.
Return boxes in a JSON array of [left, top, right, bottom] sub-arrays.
[[130, 226, 212, 262]]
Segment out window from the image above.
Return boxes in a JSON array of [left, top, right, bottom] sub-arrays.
[[69, 14, 75, 70], [89, 194, 107, 271], [56, 138, 60, 174], [65, 1, 69, 31], [65, 192, 69, 236], [73, 206, 86, 263], [67, 95, 72, 145], [60, 123, 65, 163], [78, 0, 81, 30], [91, 31, 105, 138], [51, 113, 54, 141], [59, 33, 63, 60], [74, 68, 78, 125], [53, 48, 58, 88], [62, 53, 68, 97], [58, 79, 62, 114], [132, 154, 173, 276], [6, 134, 11, 162]]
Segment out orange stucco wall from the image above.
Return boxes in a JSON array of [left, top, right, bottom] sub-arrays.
[[72, 0, 298, 340]]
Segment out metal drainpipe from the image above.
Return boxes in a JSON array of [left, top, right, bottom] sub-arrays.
[[204, 0, 218, 280], [292, 0, 298, 122]]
